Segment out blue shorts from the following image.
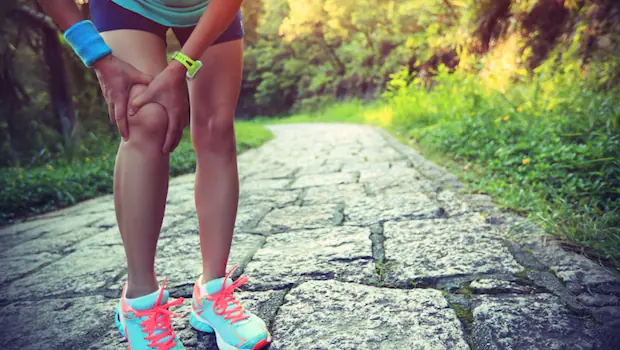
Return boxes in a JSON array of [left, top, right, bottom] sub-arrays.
[[89, 0, 244, 46]]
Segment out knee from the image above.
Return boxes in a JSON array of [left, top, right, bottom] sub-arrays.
[[126, 85, 168, 151], [191, 112, 236, 156]]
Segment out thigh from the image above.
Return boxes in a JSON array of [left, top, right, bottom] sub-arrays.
[[91, 0, 168, 75], [100, 30, 168, 76], [188, 39, 244, 123]]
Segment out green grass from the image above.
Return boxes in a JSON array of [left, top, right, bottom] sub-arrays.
[[255, 68, 620, 269], [254, 101, 368, 125], [0, 121, 273, 224]]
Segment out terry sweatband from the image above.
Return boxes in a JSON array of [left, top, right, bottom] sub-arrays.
[[63, 20, 112, 67]]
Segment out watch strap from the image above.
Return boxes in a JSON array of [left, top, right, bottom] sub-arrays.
[[172, 51, 202, 79]]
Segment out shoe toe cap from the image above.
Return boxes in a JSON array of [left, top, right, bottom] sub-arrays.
[[240, 328, 271, 349]]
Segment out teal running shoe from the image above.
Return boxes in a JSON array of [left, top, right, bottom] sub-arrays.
[[115, 278, 185, 350], [189, 265, 271, 350]]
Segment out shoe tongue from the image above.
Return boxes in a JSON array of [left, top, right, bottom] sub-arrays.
[[205, 277, 233, 295], [128, 289, 169, 311]]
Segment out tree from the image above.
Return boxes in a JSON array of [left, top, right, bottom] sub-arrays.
[[0, 0, 76, 163]]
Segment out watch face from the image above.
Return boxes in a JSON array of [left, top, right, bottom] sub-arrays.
[[187, 61, 203, 80]]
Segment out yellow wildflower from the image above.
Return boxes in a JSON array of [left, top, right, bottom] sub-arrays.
[[85, 157, 90, 163], [47, 164, 54, 170], [503, 115, 509, 121], [522, 158, 530, 165], [517, 106, 523, 112]]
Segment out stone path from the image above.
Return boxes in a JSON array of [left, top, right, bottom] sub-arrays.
[[1, 124, 619, 350]]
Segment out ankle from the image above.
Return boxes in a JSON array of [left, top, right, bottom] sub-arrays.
[[200, 272, 224, 285], [126, 275, 159, 298], [126, 283, 159, 299]]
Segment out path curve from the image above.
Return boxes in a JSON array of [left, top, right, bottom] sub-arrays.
[[1, 123, 619, 349]]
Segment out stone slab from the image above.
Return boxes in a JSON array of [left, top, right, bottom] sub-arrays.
[[0, 252, 60, 288], [383, 215, 523, 286], [2, 244, 126, 300], [302, 184, 367, 205], [527, 240, 619, 292], [0, 296, 116, 350], [345, 193, 441, 226], [235, 203, 273, 229], [340, 161, 391, 173], [238, 189, 299, 208], [240, 179, 291, 192], [255, 204, 341, 233], [296, 162, 342, 175], [270, 280, 469, 350], [289, 172, 358, 189], [359, 167, 435, 196], [0, 226, 105, 258], [243, 227, 376, 289], [472, 293, 607, 349], [0, 214, 109, 251], [470, 279, 538, 294]]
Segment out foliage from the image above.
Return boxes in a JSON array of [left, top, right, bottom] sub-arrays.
[[391, 63, 618, 261], [242, 0, 620, 113], [0, 122, 273, 224]]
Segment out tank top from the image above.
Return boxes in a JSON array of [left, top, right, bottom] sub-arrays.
[[112, 0, 210, 27]]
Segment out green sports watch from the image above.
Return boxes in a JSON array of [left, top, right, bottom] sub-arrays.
[[172, 51, 203, 80]]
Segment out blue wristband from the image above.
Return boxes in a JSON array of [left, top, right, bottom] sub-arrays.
[[63, 20, 112, 67]]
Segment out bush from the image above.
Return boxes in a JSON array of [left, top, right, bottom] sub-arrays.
[[383, 63, 620, 264], [0, 122, 273, 224]]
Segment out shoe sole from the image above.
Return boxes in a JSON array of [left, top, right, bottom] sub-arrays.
[[189, 310, 272, 350]]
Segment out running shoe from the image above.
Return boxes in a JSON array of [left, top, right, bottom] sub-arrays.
[[189, 265, 271, 350], [115, 278, 185, 350]]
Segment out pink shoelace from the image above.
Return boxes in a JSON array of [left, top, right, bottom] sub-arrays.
[[132, 278, 184, 350], [207, 265, 250, 325]]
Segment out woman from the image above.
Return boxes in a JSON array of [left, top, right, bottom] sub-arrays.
[[38, 1, 271, 349]]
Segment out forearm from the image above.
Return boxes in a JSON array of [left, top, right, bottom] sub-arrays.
[[38, 0, 84, 31], [181, 0, 244, 59]]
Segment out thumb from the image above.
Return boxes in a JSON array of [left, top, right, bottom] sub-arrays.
[[129, 87, 154, 116]]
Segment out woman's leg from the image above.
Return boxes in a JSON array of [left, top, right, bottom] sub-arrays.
[[189, 39, 244, 283], [100, 30, 170, 298]]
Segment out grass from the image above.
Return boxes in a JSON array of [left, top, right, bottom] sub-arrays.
[[0, 121, 273, 225], [253, 69, 620, 269]]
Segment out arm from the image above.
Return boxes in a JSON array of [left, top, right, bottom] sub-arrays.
[[37, 0, 83, 31], [180, 0, 244, 59], [37, 0, 152, 140]]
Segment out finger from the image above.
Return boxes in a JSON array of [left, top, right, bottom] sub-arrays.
[[163, 121, 178, 154], [170, 130, 183, 153], [129, 87, 155, 116], [132, 71, 153, 86], [114, 103, 129, 141], [107, 101, 114, 123]]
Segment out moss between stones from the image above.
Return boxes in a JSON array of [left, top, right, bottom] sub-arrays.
[[447, 299, 476, 349], [514, 267, 537, 279], [375, 261, 392, 287], [456, 284, 473, 298]]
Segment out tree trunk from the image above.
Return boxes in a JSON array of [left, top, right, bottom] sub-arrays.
[[0, 28, 31, 163], [12, 6, 75, 149]]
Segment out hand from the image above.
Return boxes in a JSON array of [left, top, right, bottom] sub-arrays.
[[129, 61, 190, 154], [93, 55, 153, 140]]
